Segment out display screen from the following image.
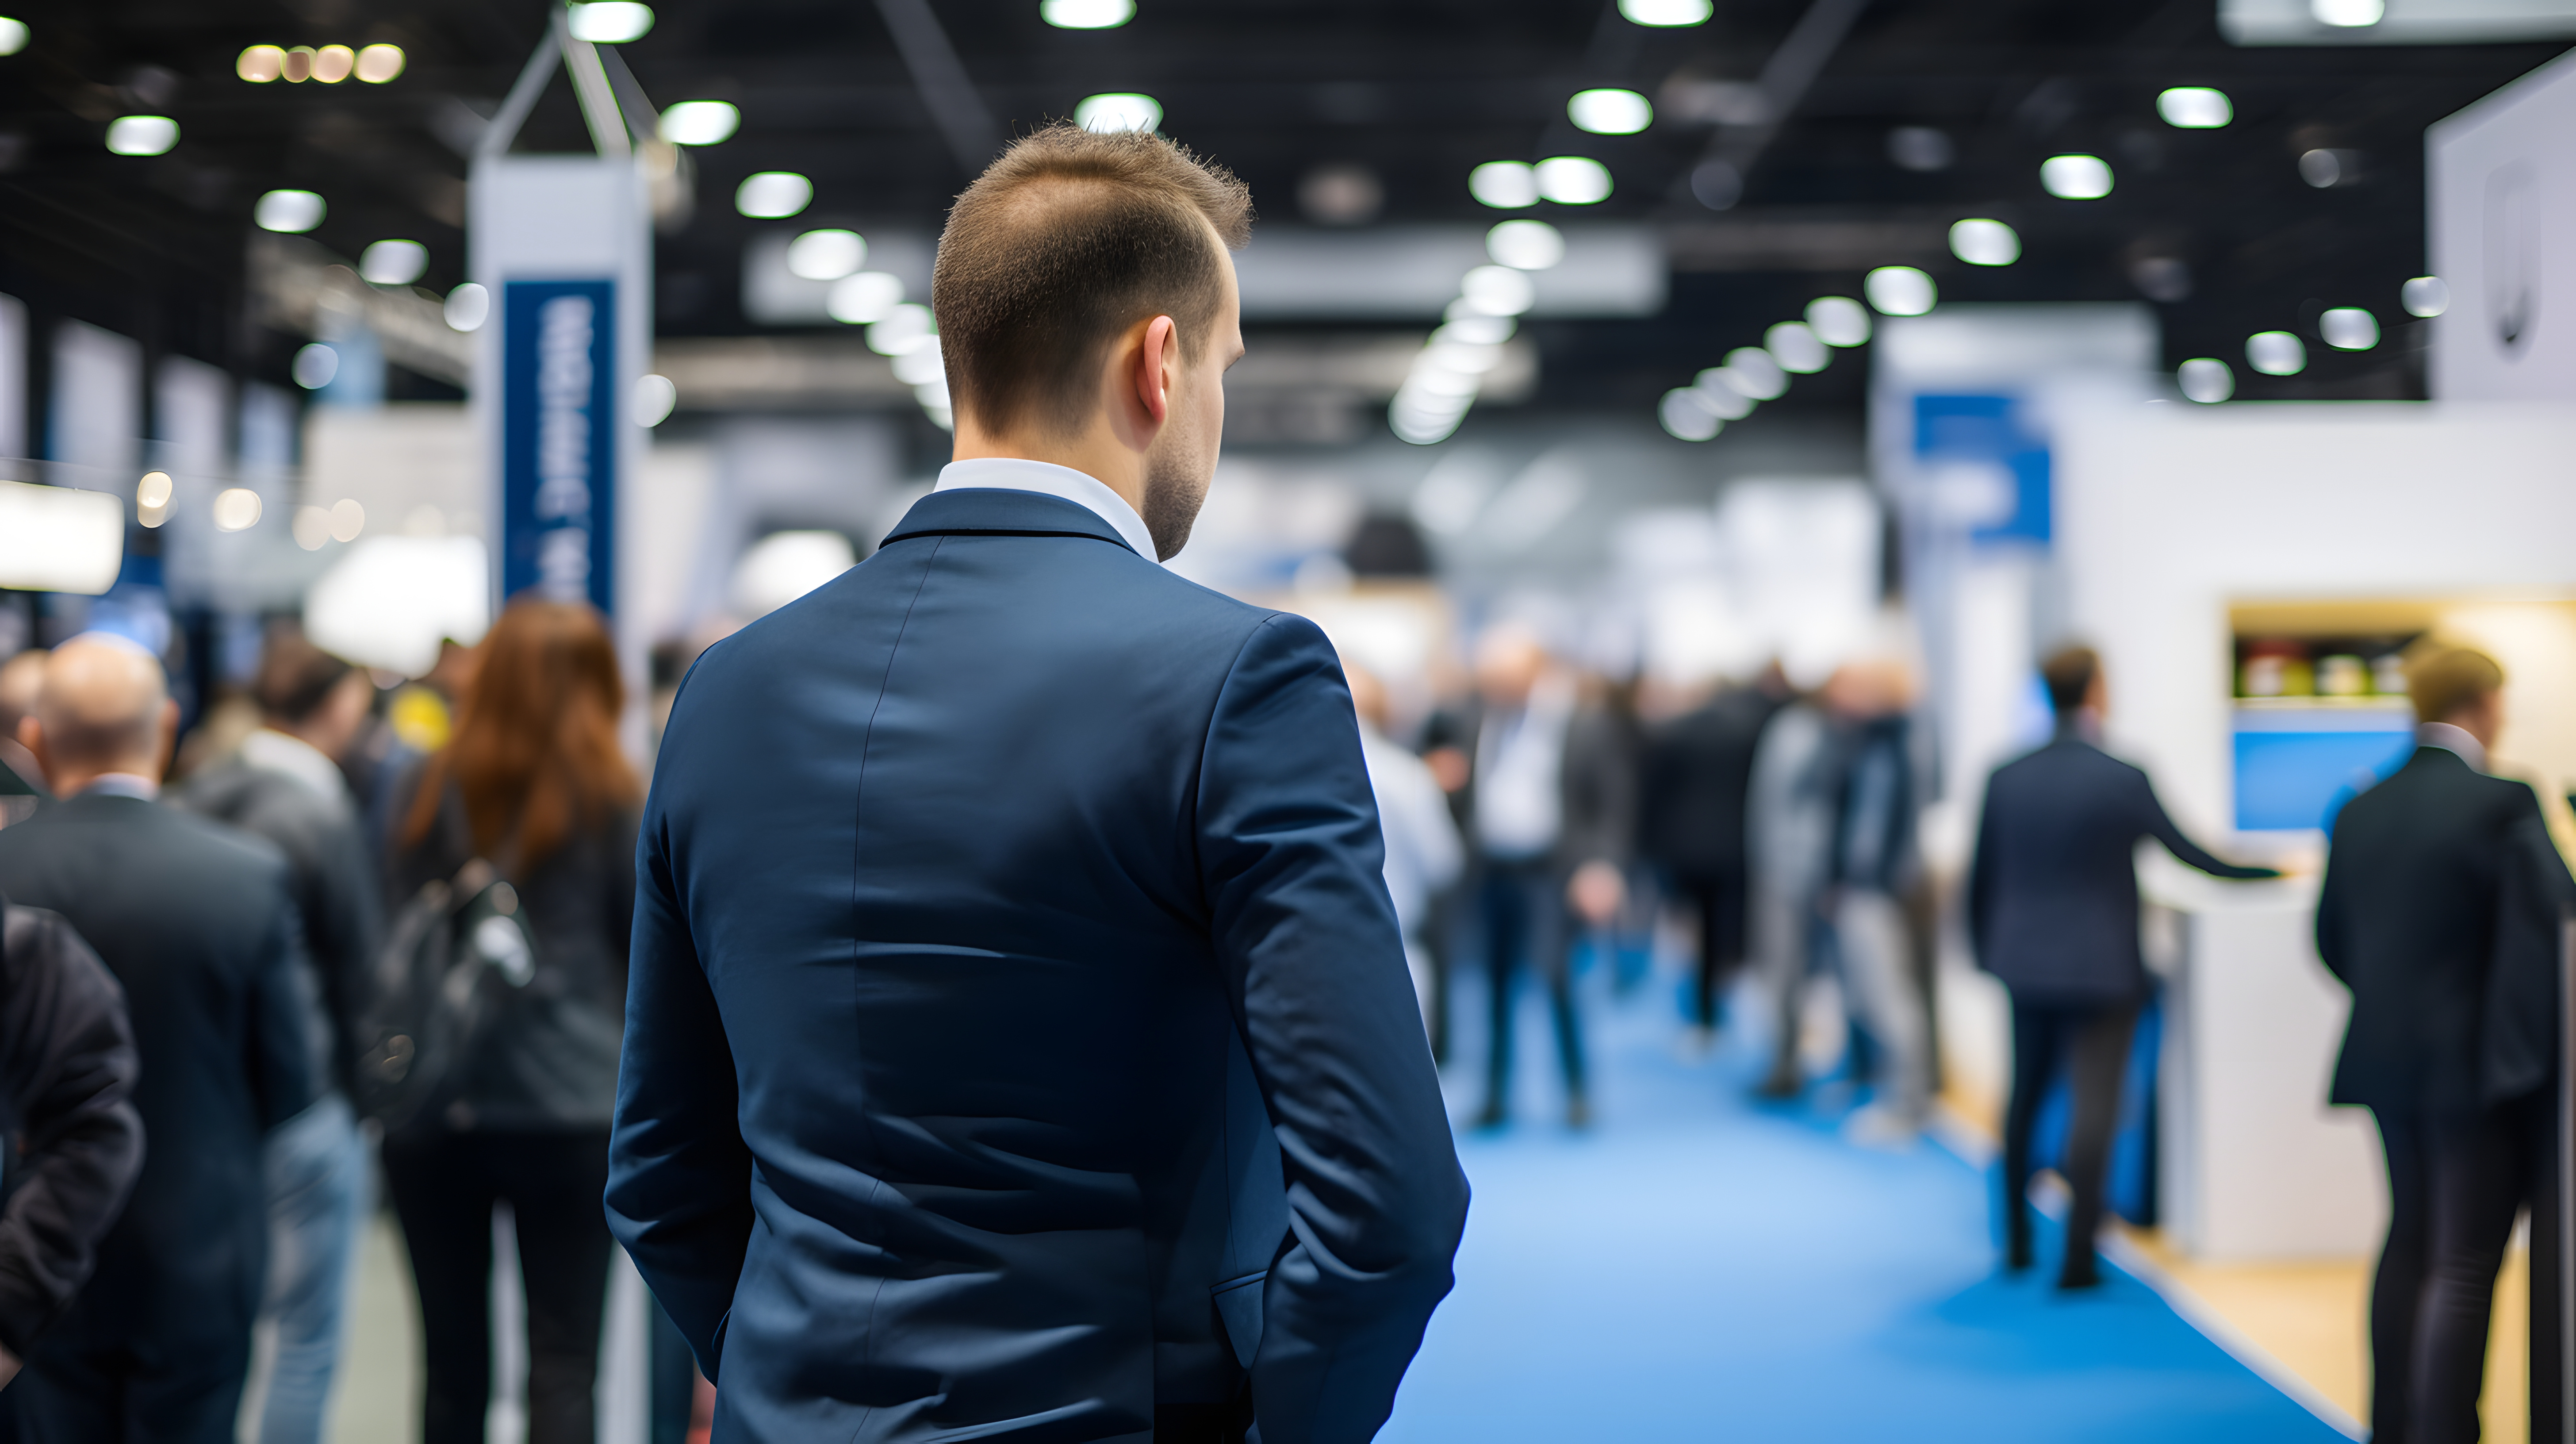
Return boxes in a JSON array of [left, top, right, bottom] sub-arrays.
[[2233, 708, 2415, 832]]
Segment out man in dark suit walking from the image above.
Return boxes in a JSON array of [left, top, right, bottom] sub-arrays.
[[0, 636, 317, 1441], [607, 123, 1468, 1444], [2318, 645, 2572, 1444], [1969, 645, 2277, 1289]]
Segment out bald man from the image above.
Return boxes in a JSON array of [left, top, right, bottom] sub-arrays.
[[0, 648, 46, 807], [0, 636, 316, 1444]]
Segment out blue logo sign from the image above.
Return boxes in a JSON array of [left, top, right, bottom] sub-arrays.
[[500, 279, 616, 613]]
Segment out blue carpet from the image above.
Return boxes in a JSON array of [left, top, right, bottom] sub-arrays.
[[1378, 969, 2353, 1443]]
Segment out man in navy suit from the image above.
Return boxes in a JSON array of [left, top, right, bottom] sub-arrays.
[[1968, 645, 2275, 1289], [607, 122, 1469, 1443]]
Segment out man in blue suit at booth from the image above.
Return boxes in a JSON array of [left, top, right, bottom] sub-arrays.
[[606, 123, 1469, 1443]]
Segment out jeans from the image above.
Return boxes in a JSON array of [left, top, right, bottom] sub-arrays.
[[1477, 859, 1586, 1118], [252, 1091, 370, 1444]]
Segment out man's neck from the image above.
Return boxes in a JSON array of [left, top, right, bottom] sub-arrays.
[[951, 425, 1148, 519], [55, 764, 159, 800]]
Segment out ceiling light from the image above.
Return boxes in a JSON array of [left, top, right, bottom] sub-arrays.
[[2039, 154, 2112, 200], [2178, 358, 2233, 403], [2311, 0, 2383, 24], [1041, 0, 1135, 27], [1619, 0, 1713, 24], [0, 19, 22, 55], [634, 374, 677, 427], [1438, 316, 1514, 346], [568, 2, 656, 43], [2246, 330, 2306, 376], [282, 48, 314, 82], [359, 239, 428, 285], [866, 303, 935, 357], [1660, 389, 1722, 442], [2320, 307, 2379, 350], [1766, 321, 1828, 374], [238, 45, 284, 81], [1486, 219, 1564, 270], [2156, 87, 2231, 128], [1721, 346, 1788, 399], [106, 116, 177, 157], [1460, 265, 1537, 317], [292, 507, 331, 550], [1469, 161, 1539, 209], [1076, 93, 1161, 134], [736, 171, 812, 219], [828, 271, 905, 325], [1568, 88, 1652, 136], [292, 344, 339, 390], [1806, 296, 1871, 346], [1692, 371, 1755, 419], [330, 498, 365, 542], [787, 228, 867, 281], [1425, 340, 1503, 376], [212, 488, 264, 533], [2402, 276, 2448, 318], [1535, 156, 1612, 205], [1948, 217, 2020, 266], [444, 283, 490, 332], [893, 342, 946, 387], [1864, 266, 1936, 316], [355, 44, 406, 83], [254, 189, 326, 234], [311, 44, 354, 83], [136, 471, 173, 509], [659, 100, 740, 146], [2298, 148, 2357, 188]]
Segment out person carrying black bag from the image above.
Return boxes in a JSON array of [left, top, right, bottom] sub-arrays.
[[380, 600, 638, 1444]]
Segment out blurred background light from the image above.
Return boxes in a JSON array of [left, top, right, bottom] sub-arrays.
[[292, 506, 332, 551], [1460, 265, 1537, 316], [0, 18, 23, 55], [212, 488, 264, 533], [1041, 0, 1135, 27], [1660, 388, 1722, 441], [892, 340, 945, 386], [2320, 307, 2379, 350], [659, 100, 740, 145], [1806, 296, 1872, 346], [734, 531, 858, 616], [1948, 217, 2020, 266], [2179, 357, 2235, 402], [329, 498, 365, 543], [1864, 265, 1936, 316], [1438, 315, 1514, 346], [354, 43, 405, 83], [1721, 346, 1788, 399], [291, 343, 339, 389], [1076, 93, 1162, 134], [1469, 161, 1539, 208], [2312, 0, 2384, 24], [2402, 276, 2449, 317], [280, 48, 313, 83], [305, 536, 491, 677], [634, 373, 678, 427], [359, 239, 428, 285], [0, 480, 122, 594], [238, 45, 283, 81], [1534, 156, 1613, 204], [1568, 88, 1652, 135], [2039, 154, 2112, 199], [254, 189, 325, 233], [106, 116, 177, 156], [2299, 148, 2360, 188], [1692, 370, 1756, 419], [1618, 0, 1712, 24], [1486, 219, 1564, 270], [135, 472, 172, 529], [2246, 330, 2307, 375], [2157, 86, 2232, 128], [568, 2, 656, 43], [828, 271, 905, 325], [865, 303, 935, 356], [1887, 126, 1955, 172], [1765, 321, 1829, 373], [443, 283, 490, 332], [310, 44, 354, 83], [786, 229, 867, 280], [736, 172, 812, 218]]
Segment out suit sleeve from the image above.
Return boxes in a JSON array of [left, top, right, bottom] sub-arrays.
[[2316, 812, 2352, 984], [604, 805, 751, 1380], [1966, 782, 1998, 968], [2138, 772, 2278, 880], [1198, 614, 1470, 1444], [248, 874, 322, 1130], [0, 909, 142, 1356]]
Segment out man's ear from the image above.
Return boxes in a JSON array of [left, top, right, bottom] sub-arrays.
[[154, 697, 180, 776], [1135, 315, 1177, 427], [16, 715, 42, 769]]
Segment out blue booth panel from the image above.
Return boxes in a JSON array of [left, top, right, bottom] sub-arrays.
[[2233, 710, 2415, 833]]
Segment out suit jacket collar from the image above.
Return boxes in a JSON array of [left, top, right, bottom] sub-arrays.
[[882, 488, 1140, 557]]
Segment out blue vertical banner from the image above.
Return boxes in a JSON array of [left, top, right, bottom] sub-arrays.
[[500, 279, 617, 614]]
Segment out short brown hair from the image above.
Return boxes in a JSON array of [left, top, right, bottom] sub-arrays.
[[932, 122, 1252, 437], [2407, 645, 2503, 725], [2041, 644, 2101, 714], [253, 620, 354, 725]]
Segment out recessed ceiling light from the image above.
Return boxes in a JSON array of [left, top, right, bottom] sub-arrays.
[[2178, 358, 2233, 403], [1461, 265, 1537, 317], [2311, 0, 2383, 25], [1766, 322, 1829, 374], [2246, 330, 2306, 376], [1075, 93, 1161, 133], [255, 189, 326, 233], [1949, 218, 2020, 266], [1619, 0, 1712, 25], [1040, 0, 1134, 27], [2039, 154, 2112, 199], [105, 115, 177, 156], [1865, 266, 1936, 316], [355, 44, 406, 83], [1721, 346, 1788, 399], [736, 172, 812, 219], [2401, 276, 2448, 318], [0, 18, 24, 56], [659, 100, 741, 146], [829, 272, 905, 325], [1806, 296, 1871, 346], [1660, 389, 1722, 442], [866, 303, 935, 357], [1691, 372, 1754, 419], [292, 343, 339, 390], [1568, 88, 1652, 136], [311, 44, 354, 83], [2320, 307, 2379, 350], [238, 44, 284, 81], [1534, 156, 1612, 204], [568, 2, 656, 43], [2156, 87, 2231, 128], [360, 239, 428, 286], [787, 229, 866, 281], [1486, 219, 1564, 271], [1469, 161, 1538, 209], [212, 488, 264, 533], [444, 284, 491, 332]]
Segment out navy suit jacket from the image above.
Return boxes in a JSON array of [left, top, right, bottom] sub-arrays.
[[1968, 732, 2275, 1003], [607, 488, 1469, 1443]]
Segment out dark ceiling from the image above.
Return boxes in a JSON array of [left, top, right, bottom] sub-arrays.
[[0, 0, 2564, 424]]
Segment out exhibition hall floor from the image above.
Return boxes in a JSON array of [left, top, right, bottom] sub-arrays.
[[1382, 970, 2358, 1443]]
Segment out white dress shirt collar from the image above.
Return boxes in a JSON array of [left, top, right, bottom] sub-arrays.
[[241, 727, 354, 808], [78, 772, 160, 801], [2418, 721, 2488, 773], [933, 457, 1157, 560]]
